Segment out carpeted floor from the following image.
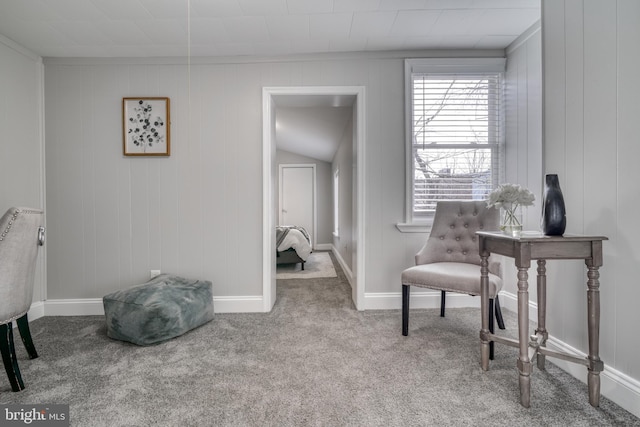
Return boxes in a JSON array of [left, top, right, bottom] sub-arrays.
[[1, 252, 639, 426]]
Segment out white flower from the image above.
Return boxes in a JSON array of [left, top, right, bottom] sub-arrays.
[[486, 183, 535, 210], [486, 183, 535, 231]]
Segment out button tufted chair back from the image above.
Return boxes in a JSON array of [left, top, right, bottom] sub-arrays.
[[0, 207, 44, 392], [415, 200, 498, 266], [401, 200, 505, 359]]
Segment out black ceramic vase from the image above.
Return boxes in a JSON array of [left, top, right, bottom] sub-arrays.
[[541, 174, 566, 235]]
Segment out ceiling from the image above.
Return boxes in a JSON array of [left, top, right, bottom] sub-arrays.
[[0, 0, 539, 163], [0, 0, 539, 58]]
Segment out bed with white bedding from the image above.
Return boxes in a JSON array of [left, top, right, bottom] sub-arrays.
[[276, 226, 312, 270]]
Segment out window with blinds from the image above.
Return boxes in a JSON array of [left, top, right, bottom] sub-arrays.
[[408, 66, 503, 217]]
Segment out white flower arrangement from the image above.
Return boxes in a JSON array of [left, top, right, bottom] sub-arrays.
[[486, 183, 535, 233]]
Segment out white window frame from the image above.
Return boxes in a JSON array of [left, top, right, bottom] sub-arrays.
[[397, 58, 506, 232]]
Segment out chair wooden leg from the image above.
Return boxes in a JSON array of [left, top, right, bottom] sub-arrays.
[[495, 295, 506, 330], [440, 291, 446, 317], [301, 261, 305, 271], [489, 299, 495, 360], [402, 285, 410, 336], [0, 323, 25, 392], [16, 314, 38, 359]]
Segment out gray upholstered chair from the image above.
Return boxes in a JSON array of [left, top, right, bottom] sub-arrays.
[[401, 200, 505, 359], [0, 207, 45, 391]]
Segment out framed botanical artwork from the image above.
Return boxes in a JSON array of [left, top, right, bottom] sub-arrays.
[[122, 97, 170, 156]]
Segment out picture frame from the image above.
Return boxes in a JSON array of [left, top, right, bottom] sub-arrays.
[[122, 97, 170, 156]]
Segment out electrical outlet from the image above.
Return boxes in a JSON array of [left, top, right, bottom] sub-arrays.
[[150, 270, 161, 279]]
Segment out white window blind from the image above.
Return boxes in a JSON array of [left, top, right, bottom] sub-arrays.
[[407, 60, 504, 218]]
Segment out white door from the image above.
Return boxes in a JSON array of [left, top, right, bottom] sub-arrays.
[[279, 165, 315, 247]]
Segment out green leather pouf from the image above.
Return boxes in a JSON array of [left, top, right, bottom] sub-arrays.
[[103, 274, 214, 346]]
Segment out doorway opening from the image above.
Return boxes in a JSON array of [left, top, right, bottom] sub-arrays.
[[262, 86, 366, 312]]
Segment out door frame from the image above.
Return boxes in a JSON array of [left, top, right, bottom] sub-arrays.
[[278, 164, 316, 249], [262, 86, 366, 312]]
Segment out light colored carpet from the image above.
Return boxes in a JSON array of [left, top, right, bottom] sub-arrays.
[[1, 252, 638, 426], [276, 251, 337, 279]]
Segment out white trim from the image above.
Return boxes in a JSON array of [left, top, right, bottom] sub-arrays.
[[333, 168, 339, 237], [44, 299, 105, 316], [331, 244, 353, 287], [38, 57, 47, 302], [403, 57, 506, 225], [210, 296, 265, 313], [498, 290, 539, 323], [263, 86, 366, 311], [29, 296, 266, 317], [42, 49, 505, 67], [0, 33, 41, 61], [262, 90, 277, 312], [26, 301, 45, 322], [363, 290, 479, 311], [506, 20, 541, 55]]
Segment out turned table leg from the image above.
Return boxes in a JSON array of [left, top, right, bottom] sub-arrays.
[[586, 259, 604, 407], [517, 266, 532, 408], [480, 252, 491, 371], [536, 260, 548, 370]]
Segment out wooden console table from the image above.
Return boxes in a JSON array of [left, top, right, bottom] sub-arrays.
[[476, 231, 608, 408]]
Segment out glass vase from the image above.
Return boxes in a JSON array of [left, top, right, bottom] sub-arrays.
[[500, 204, 523, 237]]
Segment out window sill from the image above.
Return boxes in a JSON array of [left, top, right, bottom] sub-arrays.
[[395, 222, 432, 233]]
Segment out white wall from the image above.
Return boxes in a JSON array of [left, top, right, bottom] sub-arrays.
[[503, 23, 543, 301], [0, 35, 46, 304], [276, 149, 332, 246], [542, 0, 640, 415]]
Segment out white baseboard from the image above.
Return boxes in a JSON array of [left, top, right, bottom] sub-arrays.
[[499, 291, 640, 418], [26, 301, 45, 321], [363, 290, 479, 310], [211, 296, 264, 313], [44, 298, 105, 316], [331, 245, 353, 287], [27, 295, 265, 317]]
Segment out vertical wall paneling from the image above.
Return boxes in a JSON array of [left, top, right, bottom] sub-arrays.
[[542, 0, 574, 343], [542, 0, 640, 415], [44, 52, 508, 304], [0, 36, 45, 303], [616, 0, 640, 380], [504, 22, 542, 301], [583, 0, 618, 362]]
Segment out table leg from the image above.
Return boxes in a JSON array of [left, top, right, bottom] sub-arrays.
[[586, 262, 604, 407], [536, 260, 548, 370], [480, 253, 490, 371], [517, 266, 532, 408]]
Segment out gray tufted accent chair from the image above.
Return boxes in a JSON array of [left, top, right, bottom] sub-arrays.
[[401, 200, 505, 359], [0, 207, 45, 391]]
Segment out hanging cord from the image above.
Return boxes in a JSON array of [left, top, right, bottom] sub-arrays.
[[187, 0, 191, 143]]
